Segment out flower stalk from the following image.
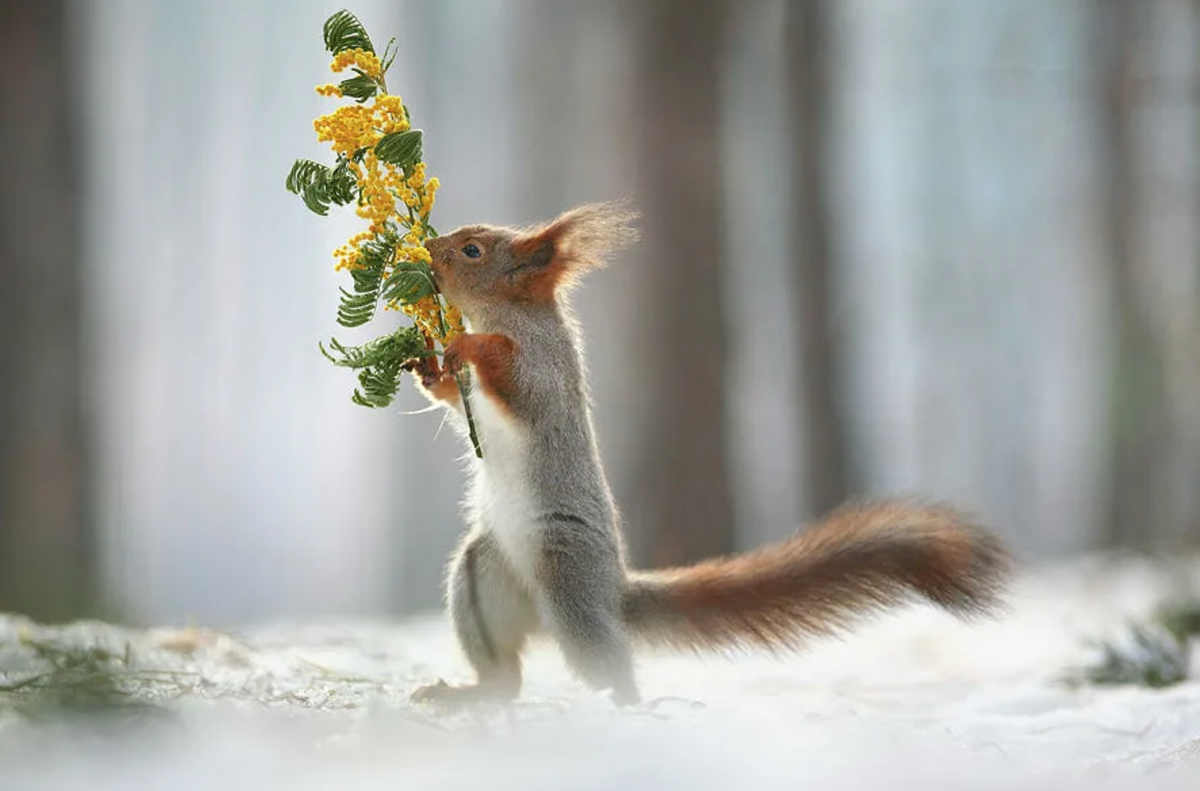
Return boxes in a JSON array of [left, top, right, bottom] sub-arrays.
[[287, 9, 482, 457]]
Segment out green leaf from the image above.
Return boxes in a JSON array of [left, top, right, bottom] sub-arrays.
[[331, 229, 399, 328], [381, 37, 398, 74], [320, 325, 427, 369], [375, 129, 423, 170], [338, 72, 378, 103], [319, 326, 431, 409], [336, 289, 378, 328], [326, 158, 357, 205], [285, 158, 356, 216], [323, 9, 374, 55], [381, 263, 436, 305], [285, 159, 327, 195]]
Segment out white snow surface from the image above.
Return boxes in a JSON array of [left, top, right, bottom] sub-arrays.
[[2, 554, 1200, 790]]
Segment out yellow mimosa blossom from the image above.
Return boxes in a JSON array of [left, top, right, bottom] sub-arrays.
[[312, 50, 456, 343], [331, 48, 382, 80], [406, 162, 426, 189], [443, 303, 465, 336], [401, 294, 445, 339], [421, 177, 439, 216]]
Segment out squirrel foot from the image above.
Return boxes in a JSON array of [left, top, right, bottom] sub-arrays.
[[410, 678, 515, 708], [609, 686, 641, 707]]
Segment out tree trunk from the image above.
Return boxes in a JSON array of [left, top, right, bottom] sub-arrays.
[[627, 0, 734, 565], [0, 1, 95, 620], [1094, 0, 1169, 549], [786, 0, 850, 519]]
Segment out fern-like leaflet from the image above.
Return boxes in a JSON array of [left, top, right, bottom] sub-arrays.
[[375, 130, 423, 170], [285, 158, 356, 216], [334, 231, 397, 328], [338, 72, 378, 102], [319, 326, 430, 408], [323, 10, 375, 55], [381, 262, 437, 304]]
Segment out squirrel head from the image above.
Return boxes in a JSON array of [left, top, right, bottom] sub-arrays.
[[427, 201, 639, 315]]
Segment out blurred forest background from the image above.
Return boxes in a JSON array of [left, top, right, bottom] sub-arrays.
[[1, 0, 1198, 625]]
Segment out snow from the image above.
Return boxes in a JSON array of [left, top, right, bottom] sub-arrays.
[[2, 554, 1199, 790]]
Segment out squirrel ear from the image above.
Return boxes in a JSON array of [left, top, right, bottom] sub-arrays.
[[508, 201, 640, 299], [509, 235, 555, 270], [502, 234, 559, 302]]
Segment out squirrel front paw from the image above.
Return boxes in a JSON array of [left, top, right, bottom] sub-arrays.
[[441, 336, 467, 376], [401, 355, 461, 406], [401, 354, 440, 385]]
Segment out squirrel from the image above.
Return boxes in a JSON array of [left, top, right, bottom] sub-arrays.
[[408, 201, 1009, 706]]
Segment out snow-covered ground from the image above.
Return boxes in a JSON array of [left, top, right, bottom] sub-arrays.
[[2, 554, 1199, 790]]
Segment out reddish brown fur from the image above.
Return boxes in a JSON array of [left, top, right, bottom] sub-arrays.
[[443, 333, 519, 411], [507, 201, 641, 302], [504, 233, 559, 303], [622, 500, 1009, 653]]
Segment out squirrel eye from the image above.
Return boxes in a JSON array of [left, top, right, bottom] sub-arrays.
[[461, 243, 481, 259]]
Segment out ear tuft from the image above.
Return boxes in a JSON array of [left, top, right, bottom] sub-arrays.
[[511, 200, 640, 290]]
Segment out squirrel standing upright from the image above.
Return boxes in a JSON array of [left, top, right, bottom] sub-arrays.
[[409, 201, 1009, 706]]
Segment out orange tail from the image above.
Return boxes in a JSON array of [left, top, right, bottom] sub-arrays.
[[621, 499, 1009, 653]]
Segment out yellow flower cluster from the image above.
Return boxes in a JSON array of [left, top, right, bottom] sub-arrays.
[[314, 51, 461, 343], [331, 48, 382, 80], [406, 295, 461, 339], [313, 96, 407, 158]]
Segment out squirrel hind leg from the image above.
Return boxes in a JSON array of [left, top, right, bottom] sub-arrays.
[[536, 525, 641, 706], [546, 594, 640, 705], [414, 529, 537, 707]]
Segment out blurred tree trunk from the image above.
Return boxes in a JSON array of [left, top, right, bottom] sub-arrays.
[[1094, 0, 1169, 549], [1192, 0, 1200, 546], [628, 0, 734, 565], [513, 0, 576, 217], [786, 0, 850, 519], [0, 1, 95, 620]]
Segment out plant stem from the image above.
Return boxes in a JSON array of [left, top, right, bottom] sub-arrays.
[[432, 294, 483, 459], [375, 66, 480, 457], [456, 371, 483, 459]]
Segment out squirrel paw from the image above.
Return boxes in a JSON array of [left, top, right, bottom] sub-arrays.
[[409, 679, 452, 704], [441, 336, 468, 376], [609, 686, 641, 707], [401, 356, 460, 405], [400, 355, 441, 387], [410, 679, 514, 708]]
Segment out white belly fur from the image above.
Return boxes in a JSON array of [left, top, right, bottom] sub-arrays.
[[468, 392, 542, 582]]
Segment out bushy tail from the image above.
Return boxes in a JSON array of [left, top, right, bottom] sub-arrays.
[[621, 499, 1009, 653]]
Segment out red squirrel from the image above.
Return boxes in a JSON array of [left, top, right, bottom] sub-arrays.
[[409, 201, 1009, 706]]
